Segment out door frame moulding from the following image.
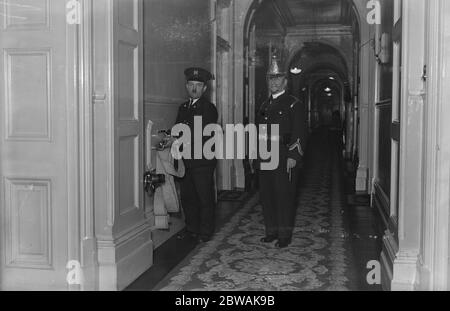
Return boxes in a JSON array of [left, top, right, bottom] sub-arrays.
[[355, 21, 375, 194], [370, 22, 381, 204], [77, 0, 98, 290], [67, 0, 98, 290], [421, 0, 450, 291], [212, 0, 236, 190], [382, 0, 426, 291]]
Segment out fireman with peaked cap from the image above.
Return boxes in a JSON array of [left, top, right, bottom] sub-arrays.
[[255, 55, 308, 248], [175, 67, 218, 243]]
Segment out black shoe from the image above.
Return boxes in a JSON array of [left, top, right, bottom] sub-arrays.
[[276, 238, 291, 248], [199, 235, 211, 243], [260, 235, 278, 243], [177, 231, 198, 240]]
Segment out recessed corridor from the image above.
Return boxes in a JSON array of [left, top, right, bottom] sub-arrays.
[[2, 0, 449, 292], [127, 128, 382, 291]]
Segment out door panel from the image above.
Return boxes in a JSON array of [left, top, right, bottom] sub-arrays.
[[93, 0, 149, 290], [390, 0, 403, 234], [0, 0, 68, 289], [113, 0, 144, 236]]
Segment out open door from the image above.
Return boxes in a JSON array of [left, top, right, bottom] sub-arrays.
[[112, 0, 145, 238], [0, 0, 71, 289], [93, 0, 152, 290], [389, 0, 402, 242]]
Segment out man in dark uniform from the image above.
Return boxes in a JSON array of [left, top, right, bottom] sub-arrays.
[[175, 67, 218, 243], [256, 56, 307, 248]]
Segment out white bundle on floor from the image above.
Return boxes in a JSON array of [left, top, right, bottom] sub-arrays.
[[153, 148, 185, 229]]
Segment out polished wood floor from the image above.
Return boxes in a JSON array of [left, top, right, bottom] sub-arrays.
[[341, 160, 383, 291], [126, 129, 383, 291]]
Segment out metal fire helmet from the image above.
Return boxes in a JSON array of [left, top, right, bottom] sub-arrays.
[[267, 54, 286, 77]]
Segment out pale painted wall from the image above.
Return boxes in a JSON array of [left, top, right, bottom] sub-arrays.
[[144, 0, 212, 166], [142, 0, 212, 230]]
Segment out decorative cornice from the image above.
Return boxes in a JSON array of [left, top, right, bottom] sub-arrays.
[[287, 24, 353, 37]]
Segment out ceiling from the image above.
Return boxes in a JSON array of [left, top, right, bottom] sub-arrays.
[[255, 0, 356, 30], [285, 0, 354, 26], [252, 0, 357, 90], [289, 42, 349, 84]]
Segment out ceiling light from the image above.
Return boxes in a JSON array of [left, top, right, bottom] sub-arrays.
[[290, 67, 302, 75], [324, 87, 331, 92], [327, 93, 332, 97], [329, 77, 335, 80]]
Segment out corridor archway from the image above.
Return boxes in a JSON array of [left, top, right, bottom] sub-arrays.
[[236, 0, 361, 190], [287, 43, 353, 150]]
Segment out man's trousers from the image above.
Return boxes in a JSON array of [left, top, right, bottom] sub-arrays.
[[180, 166, 216, 238], [258, 163, 299, 239]]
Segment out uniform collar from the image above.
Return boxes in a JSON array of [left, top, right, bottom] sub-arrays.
[[187, 97, 202, 107], [271, 90, 286, 100]]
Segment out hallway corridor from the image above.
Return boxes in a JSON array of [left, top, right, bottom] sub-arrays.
[[3, 0, 450, 291], [128, 129, 382, 291]]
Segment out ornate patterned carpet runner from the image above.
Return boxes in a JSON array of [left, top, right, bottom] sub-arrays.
[[157, 130, 352, 291]]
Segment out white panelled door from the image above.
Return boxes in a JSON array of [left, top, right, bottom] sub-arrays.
[[0, 0, 69, 290], [113, 0, 145, 236], [94, 0, 150, 290]]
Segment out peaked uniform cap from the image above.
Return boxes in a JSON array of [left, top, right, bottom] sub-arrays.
[[184, 67, 214, 83], [267, 55, 286, 77]]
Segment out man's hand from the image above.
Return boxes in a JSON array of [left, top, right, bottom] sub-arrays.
[[287, 158, 297, 173], [166, 136, 177, 146]]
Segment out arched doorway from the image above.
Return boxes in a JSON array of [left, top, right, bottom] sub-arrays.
[[238, 0, 361, 190], [216, 0, 373, 191], [287, 42, 353, 150]]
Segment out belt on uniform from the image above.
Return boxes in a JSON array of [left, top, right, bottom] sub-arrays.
[[258, 134, 291, 145]]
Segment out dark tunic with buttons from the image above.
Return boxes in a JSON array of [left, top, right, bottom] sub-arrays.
[[175, 97, 218, 169], [256, 92, 308, 239], [175, 96, 218, 238]]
